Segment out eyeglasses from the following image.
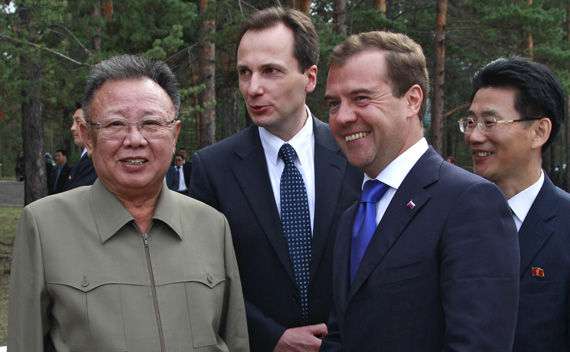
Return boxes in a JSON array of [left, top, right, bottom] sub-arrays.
[[88, 117, 176, 140], [458, 117, 541, 134]]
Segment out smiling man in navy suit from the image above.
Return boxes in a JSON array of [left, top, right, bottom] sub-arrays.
[[321, 31, 520, 351], [464, 57, 570, 351], [189, 7, 362, 352]]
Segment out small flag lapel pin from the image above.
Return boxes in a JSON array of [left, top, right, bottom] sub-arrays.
[[532, 267, 545, 277], [407, 200, 416, 209]]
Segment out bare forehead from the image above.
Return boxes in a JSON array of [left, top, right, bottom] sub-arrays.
[[90, 78, 174, 116]]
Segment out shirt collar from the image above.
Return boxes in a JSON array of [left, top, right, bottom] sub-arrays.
[[363, 138, 429, 190], [508, 169, 544, 224], [91, 180, 183, 244], [259, 105, 314, 167]]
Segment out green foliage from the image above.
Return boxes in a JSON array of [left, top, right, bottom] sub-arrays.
[[1, 0, 570, 175]]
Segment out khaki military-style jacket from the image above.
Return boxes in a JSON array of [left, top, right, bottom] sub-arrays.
[[8, 180, 249, 352]]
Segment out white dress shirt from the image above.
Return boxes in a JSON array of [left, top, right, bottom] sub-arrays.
[[362, 138, 429, 226], [508, 170, 544, 231], [176, 166, 187, 192], [259, 105, 316, 234]]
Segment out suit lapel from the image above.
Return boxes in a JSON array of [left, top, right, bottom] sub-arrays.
[[518, 176, 556, 277], [348, 148, 439, 299], [311, 118, 350, 284], [232, 126, 296, 284], [336, 202, 359, 312]]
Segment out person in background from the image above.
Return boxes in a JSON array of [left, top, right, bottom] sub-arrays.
[[463, 56, 570, 351], [49, 149, 72, 194], [166, 153, 190, 194], [64, 102, 98, 190], [190, 7, 362, 351], [8, 54, 249, 352], [321, 30, 519, 351]]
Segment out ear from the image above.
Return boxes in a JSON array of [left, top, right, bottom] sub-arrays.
[[78, 122, 94, 157], [531, 117, 552, 150], [304, 64, 318, 94], [405, 84, 423, 119]]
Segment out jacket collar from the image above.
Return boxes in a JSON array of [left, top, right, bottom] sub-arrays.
[[90, 179, 183, 244]]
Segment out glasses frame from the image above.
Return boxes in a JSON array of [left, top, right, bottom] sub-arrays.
[[458, 117, 541, 134], [88, 117, 176, 140]]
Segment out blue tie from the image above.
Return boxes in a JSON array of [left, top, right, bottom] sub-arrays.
[[350, 180, 389, 282], [279, 143, 311, 324]]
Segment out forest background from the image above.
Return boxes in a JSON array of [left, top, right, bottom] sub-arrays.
[[1, 0, 570, 205]]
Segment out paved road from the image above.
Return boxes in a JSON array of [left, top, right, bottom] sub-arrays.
[[0, 180, 24, 207]]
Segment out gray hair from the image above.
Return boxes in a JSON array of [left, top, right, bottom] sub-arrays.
[[83, 54, 180, 120]]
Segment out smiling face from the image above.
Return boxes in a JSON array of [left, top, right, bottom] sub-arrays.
[[237, 23, 317, 141], [465, 86, 546, 196], [325, 50, 423, 178], [80, 78, 181, 198]]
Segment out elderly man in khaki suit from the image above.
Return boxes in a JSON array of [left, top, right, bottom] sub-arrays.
[[8, 55, 249, 352]]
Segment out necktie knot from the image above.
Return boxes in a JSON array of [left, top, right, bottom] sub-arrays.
[[361, 180, 389, 203], [279, 143, 297, 166]]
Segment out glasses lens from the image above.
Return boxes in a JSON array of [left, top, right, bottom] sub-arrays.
[[100, 118, 128, 140], [459, 118, 473, 133], [140, 117, 170, 139]]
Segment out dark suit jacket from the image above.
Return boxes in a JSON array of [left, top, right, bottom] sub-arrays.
[[513, 175, 570, 352], [190, 117, 362, 351], [321, 147, 520, 352], [50, 163, 73, 194], [166, 163, 192, 192], [63, 153, 97, 191]]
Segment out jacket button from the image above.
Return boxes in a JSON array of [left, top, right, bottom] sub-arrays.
[[291, 294, 299, 303]]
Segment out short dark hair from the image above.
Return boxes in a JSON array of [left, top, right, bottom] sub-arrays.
[[471, 57, 566, 151], [83, 54, 180, 120], [74, 102, 82, 110], [237, 7, 319, 72], [178, 147, 186, 152], [328, 31, 429, 120], [174, 153, 184, 160], [55, 149, 67, 157]]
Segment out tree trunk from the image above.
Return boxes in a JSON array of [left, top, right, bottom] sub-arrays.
[[526, 0, 533, 59], [431, 0, 447, 155], [335, 0, 347, 36], [296, 0, 311, 14], [218, 48, 240, 139], [198, 0, 216, 148], [19, 2, 47, 204], [92, 1, 102, 53], [375, 0, 386, 15]]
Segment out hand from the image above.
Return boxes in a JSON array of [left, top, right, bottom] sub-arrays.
[[273, 323, 328, 352]]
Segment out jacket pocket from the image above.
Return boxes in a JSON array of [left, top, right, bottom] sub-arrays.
[[47, 279, 127, 352], [183, 273, 226, 348]]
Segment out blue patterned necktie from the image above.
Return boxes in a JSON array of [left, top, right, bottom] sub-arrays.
[[279, 143, 311, 324], [350, 180, 389, 283]]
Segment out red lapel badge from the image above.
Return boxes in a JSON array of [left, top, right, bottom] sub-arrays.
[[532, 267, 545, 277], [407, 200, 415, 209]]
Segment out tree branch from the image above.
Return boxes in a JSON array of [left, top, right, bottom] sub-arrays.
[[0, 32, 90, 66], [49, 24, 93, 58]]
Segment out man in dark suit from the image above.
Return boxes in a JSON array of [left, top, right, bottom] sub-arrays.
[[49, 149, 73, 194], [64, 103, 97, 191], [177, 147, 192, 185], [190, 7, 361, 351], [166, 153, 191, 194], [321, 31, 520, 351], [463, 57, 570, 351]]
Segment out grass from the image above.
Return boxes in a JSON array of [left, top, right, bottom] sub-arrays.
[[0, 205, 23, 346]]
